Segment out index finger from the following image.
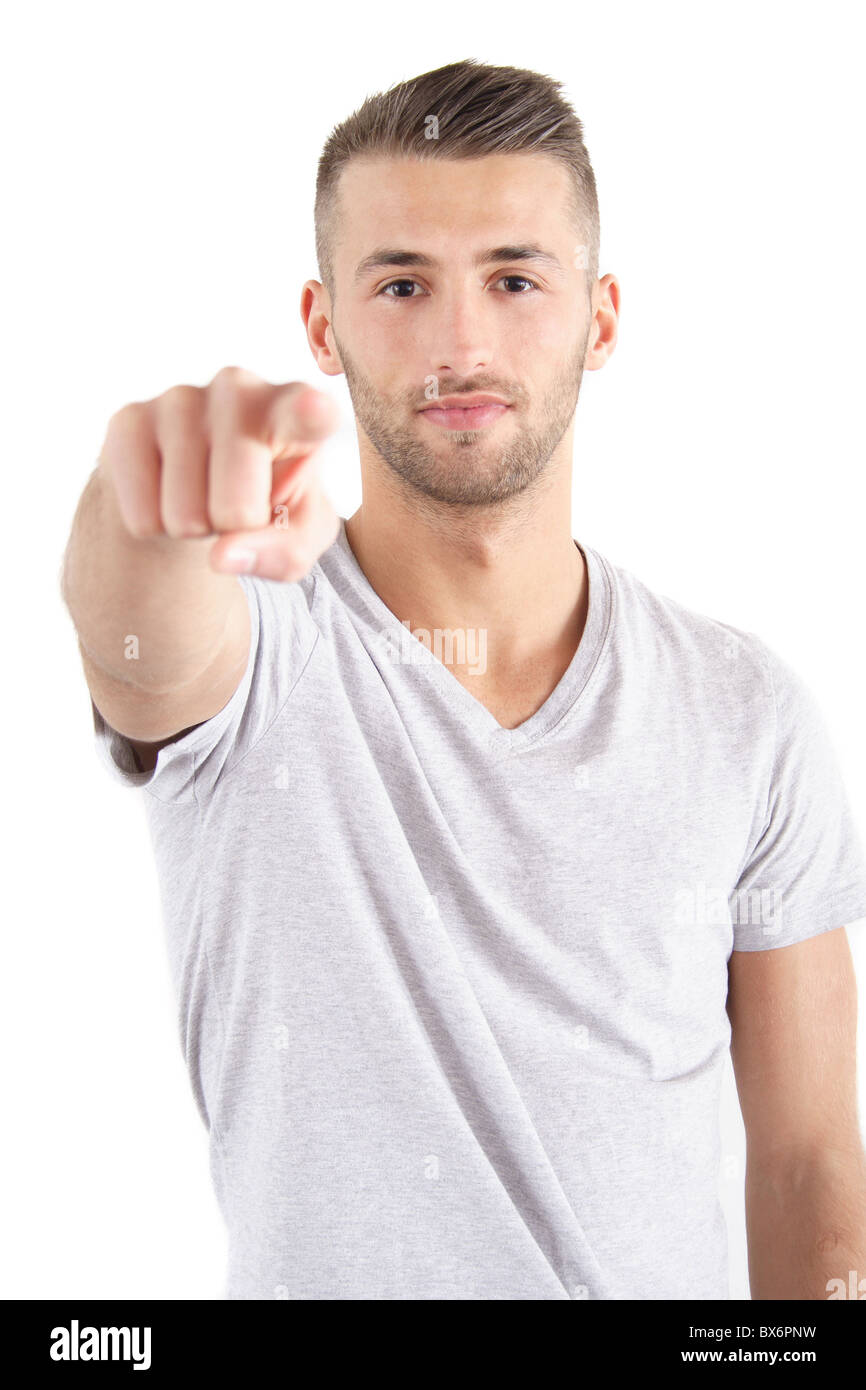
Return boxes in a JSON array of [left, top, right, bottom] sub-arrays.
[[207, 375, 338, 533], [266, 384, 340, 460]]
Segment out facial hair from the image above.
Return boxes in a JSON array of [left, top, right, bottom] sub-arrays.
[[332, 330, 589, 509]]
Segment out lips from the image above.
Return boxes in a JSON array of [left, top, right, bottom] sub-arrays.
[[418, 395, 511, 430], [420, 393, 509, 411]]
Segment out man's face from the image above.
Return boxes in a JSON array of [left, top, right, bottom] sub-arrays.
[[324, 153, 593, 508]]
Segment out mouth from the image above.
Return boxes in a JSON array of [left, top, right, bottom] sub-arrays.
[[417, 394, 511, 431]]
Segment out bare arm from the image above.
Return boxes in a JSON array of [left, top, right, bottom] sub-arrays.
[[727, 926, 866, 1299], [61, 367, 339, 763], [63, 464, 251, 748]]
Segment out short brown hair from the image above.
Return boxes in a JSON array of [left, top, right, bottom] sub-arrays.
[[314, 59, 600, 297]]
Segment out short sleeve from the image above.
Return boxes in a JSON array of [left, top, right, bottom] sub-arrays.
[[729, 643, 866, 950], [91, 571, 319, 804]]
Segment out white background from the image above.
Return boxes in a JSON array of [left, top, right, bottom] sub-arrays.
[[2, 0, 864, 1299]]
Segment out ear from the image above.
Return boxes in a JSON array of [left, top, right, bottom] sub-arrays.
[[583, 273, 620, 372], [300, 280, 344, 377]]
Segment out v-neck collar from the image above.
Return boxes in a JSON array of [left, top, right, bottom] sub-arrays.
[[316, 516, 613, 754]]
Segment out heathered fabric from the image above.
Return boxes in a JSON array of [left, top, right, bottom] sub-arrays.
[[92, 520, 866, 1300]]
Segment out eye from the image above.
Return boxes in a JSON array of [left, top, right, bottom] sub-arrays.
[[494, 274, 540, 293], [379, 279, 423, 298]]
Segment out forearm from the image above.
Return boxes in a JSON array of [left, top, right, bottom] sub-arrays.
[[61, 465, 240, 691], [745, 1146, 866, 1299]]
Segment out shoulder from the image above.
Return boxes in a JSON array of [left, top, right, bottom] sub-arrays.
[[597, 549, 838, 769], [599, 549, 773, 689]]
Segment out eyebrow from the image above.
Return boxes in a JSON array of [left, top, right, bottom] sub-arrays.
[[354, 244, 564, 280]]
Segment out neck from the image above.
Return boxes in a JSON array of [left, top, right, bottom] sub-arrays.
[[343, 433, 588, 722]]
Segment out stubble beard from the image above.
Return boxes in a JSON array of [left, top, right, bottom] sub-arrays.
[[333, 333, 589, 509]]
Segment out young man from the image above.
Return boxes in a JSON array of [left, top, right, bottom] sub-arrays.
[[62, 60, 866, 1300]]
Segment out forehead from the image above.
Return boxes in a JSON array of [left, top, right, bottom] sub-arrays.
[[333, 153, 575, 257]]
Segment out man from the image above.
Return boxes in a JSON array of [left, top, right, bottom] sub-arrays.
[[62, 60, 866, 1300]]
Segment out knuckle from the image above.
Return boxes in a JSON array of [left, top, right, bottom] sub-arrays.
[[210, 364, 256, 395], [159, 383, 201, 414], [106, 400, 148, 437]]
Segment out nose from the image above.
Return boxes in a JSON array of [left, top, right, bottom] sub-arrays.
[[430, 291, 493, 379]]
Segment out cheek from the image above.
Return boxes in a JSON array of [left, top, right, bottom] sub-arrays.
[[504, 316, 579, 396], [527, 305, 580, 357], [349, 311, 433, 396], [344, 306, 412, 369], [490, 293, 579, 358]]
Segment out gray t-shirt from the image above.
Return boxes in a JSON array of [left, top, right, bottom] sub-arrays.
[[92, 520, 866, 1300]]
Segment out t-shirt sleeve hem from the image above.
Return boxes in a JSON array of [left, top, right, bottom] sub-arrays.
[[730, 882, 866, 951], [90, 574, 260, 792]]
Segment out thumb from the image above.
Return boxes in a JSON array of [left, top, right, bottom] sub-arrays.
[[209, 489, 340, 583]]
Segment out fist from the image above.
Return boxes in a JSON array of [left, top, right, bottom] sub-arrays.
[[98, 366, 341, 581]]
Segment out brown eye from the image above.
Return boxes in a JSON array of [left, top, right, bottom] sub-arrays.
[[381, 280, 420, 298], [497, 275, 537, 293]]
